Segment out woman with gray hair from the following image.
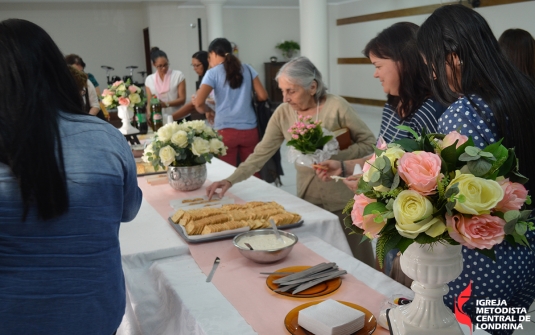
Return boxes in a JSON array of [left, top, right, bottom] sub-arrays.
[[206, 56, 376, 265]]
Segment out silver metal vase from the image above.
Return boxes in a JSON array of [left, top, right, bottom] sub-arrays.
[[167, 164, 207, 191]]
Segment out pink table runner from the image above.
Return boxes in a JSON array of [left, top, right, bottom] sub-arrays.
[[138, 176, 389, 334]]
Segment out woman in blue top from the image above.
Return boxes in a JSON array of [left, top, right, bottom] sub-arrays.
[[418, 5, 535, 334], [194, 38, 268, 169], [0, 19, 142, 334]]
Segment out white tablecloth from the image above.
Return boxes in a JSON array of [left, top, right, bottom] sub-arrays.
[[117, 159, 408, 334]]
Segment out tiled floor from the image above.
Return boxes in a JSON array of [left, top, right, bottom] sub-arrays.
[[271, 103, 535, 334]]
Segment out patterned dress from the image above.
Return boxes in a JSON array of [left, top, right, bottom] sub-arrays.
[[439, 94, 535, 335]]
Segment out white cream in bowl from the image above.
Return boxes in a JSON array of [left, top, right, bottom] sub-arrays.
[[237, 234, 294, 250]]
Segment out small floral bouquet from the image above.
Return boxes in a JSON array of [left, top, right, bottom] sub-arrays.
[[101, 79, 146, 109], [142, 120, 227, 170], [343, 126, 533, 266], [286, 115, 339, 167]]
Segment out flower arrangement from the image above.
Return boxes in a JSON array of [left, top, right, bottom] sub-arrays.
[[287, 115, 333, 154], [142, 120, 227, 170], [343, 126, 533, 266], [275, 40, 300, 59], [101, 79, 146, 110]]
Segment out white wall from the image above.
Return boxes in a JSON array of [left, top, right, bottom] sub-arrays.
[[0, 3, 148, 91], [328, 0, 535, 101], [145, 4, 300, 101], [0, 3, 300, 100]]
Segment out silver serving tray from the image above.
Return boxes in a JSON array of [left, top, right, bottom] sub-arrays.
[[167, 217, 304, 244]]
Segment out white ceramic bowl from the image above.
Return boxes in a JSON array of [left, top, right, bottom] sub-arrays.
[[233, 229, 298, 263]]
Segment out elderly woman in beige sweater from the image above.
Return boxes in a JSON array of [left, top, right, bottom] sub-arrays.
[[206, 56, 376, 265]]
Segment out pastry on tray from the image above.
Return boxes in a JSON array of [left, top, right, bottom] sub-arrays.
[[171, 201, 301, 236]]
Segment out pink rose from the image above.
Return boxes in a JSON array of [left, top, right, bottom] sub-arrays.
[[112, 80, 124, 87], [446, 213, 505, 249], [118, 97, 130, 106], [397, 151, 442, 195], [292, 134, 299, 139], [351, 194, 385, 238], [442, 131, 468, 149], [102, 89, 113, 96], [376, 135, 388, 150], [495, 179, 528, 212], [128, 85, 139, 93]]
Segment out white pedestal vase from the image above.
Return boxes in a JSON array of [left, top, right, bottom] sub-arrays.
[[387, 243, 464, 335], [117, 105, 139, 135]]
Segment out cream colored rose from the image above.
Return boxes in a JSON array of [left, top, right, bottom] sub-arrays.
[[141, 143, 153, 163], [158, 145, 177, 166], [448, 171, 504, 215], [171, 130, 189, 148], [101, 95, 113, 107], [128, 93, 141, 105], [204, 126, 217, 138], [188, 120, 207, 134], [209, 138, 225, 154], [393, 190, 436, 239], [157, 123, 177, 142], [191, 137, 210, 156], [116, 84, 126, 92], [382, 146, 405, 173]]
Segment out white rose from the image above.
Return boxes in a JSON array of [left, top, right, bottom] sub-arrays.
[[171, 130, 189, 148], [101, 95, 113, 107], [157, 123, 175, 142], [189, 120, 206, 134], [141, 143, 153, 163], [204, 126, 217, 138], [209, 138, 225, 154], [191, 137, 210, 156], [159, 145, 177, 166]]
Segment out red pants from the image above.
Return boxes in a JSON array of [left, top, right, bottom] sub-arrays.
[[218, 128, 260, 178]]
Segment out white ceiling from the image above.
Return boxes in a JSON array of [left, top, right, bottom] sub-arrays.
[[0, 0, 356, 6]]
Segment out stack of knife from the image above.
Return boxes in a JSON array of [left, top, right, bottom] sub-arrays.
[[270, 262, 346, 295]]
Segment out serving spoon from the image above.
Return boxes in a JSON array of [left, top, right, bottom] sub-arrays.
[[269, 219, 284, 243], [245, 242, 254, 250]]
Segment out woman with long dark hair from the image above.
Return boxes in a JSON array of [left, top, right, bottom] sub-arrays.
[[417, 5, 535, 333], [499, 28, 535, 82], [145, 47, 186, 122], [316, 22, 446, 189], [193, 37, 268, 168], [171, 50, 214, 121], [316, 22, 446, 278], [0, 19, 142, 334]]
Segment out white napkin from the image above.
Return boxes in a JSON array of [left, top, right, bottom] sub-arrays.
[[298, 299, 365, 335]]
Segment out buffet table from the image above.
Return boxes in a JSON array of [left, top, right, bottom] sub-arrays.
[[117, 159, 413, 335]]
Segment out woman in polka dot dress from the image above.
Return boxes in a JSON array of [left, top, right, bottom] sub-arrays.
[[418, 5, 535, 334]]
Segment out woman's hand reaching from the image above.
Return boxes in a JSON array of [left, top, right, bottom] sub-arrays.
[[313, 160, 342, 182], [206, 180, 232, 199]]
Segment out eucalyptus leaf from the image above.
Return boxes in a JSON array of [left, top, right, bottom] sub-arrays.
[[465, 146, 480, 156], [467, 159, 492, 176], [459, 153, 480, 161], [370, 171, 381, 183], [391, 173, 400, 190], [363, 202, 387, 216], [515, 223, 528, 236], [504, 218, 518, 235], [375, 157, 386, 170]]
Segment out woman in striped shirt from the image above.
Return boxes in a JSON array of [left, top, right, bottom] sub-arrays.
[[316, 22, 446, 190]]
